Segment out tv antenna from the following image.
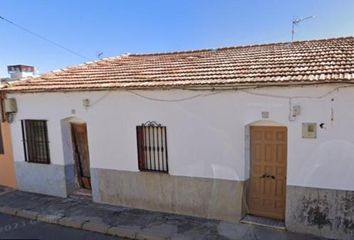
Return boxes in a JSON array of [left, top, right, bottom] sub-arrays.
[[97, 51, 104, 59], [291, 16, 314, 42]]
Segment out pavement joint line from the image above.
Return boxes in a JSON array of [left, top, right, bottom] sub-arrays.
[[57, 215, 65, 222], [106, 226, 114, 234], [80, 219, 89, 229]]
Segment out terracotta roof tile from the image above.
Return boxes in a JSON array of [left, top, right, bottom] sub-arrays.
[[4, 36, 354, 92]]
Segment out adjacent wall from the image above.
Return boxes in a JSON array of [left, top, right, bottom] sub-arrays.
[[92, 168, 244, 222], [8, 85, 354, 238], [0, 122, 16, 188]]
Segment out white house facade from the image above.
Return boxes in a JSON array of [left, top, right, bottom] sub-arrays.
[[3, 37, 354, 239]]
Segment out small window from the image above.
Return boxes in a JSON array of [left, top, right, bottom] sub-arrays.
[[21, 120, 50, 164], [136, 121, 168, 173]]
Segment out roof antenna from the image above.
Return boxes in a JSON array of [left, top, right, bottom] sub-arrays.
[[291, 16, 314, 42], [97, 51, 104, 59]]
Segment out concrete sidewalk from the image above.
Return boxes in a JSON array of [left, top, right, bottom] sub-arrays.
[[0, 187, 326, 240]]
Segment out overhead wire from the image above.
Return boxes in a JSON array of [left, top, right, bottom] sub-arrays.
[[239, 84, 354, 100], [126, 90, 221, 102], [0, 15, 90, 61], [86, 84, 354, 107]]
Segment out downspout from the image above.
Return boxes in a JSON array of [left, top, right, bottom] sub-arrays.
[[0, 91, 6, 123]]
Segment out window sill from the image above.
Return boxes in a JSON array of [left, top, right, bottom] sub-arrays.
[[25, 161, 51, 165], [139, 170, 169, 175]]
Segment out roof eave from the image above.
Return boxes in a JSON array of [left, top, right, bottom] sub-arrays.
[[4, 79, 354, 94]]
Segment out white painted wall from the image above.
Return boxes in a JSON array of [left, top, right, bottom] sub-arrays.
[[8, 84, 354, 191]]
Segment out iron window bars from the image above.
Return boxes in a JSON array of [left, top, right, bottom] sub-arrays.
[[21, 120, 50, 164], [136, 121, 168, 173]]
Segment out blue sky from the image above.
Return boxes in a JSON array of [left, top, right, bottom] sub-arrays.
[[0, 0, 353, 77]]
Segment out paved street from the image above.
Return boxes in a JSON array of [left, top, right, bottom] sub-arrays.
[[0, 212, 327, 240], [0, 213, 123, 240], [0, 189, 328, 240]]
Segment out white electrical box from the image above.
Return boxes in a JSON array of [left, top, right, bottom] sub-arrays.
[[4, 98, 17, 113], [293, 105, 301, 116], [302, 122, 317, 138], [83, 99, 90, 108], [261, 111, 269, 119]]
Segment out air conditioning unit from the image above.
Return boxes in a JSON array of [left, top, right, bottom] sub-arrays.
[[4, 98, 17, 113]]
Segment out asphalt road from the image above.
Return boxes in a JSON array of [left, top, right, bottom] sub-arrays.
[[0, 213, 124, 240]]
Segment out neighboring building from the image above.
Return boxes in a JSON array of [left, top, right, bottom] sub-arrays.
[[2, 37, 354, 239], [0, 64, 35, 188], [0, 111, 16, 188], [7, 65, 36, 81]]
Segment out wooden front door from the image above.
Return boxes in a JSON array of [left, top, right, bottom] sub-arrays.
[[248, 126, 287, 220], [71, 123, 91, 190]]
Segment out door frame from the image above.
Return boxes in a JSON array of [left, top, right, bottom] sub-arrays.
[[244, 121, 288, 221], [71, 122, 92, 190]]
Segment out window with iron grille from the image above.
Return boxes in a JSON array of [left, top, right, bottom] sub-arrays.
[[21, 120, 50, 164], [136, 121, 168, 173]]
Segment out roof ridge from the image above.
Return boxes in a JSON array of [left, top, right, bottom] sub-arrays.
[[19, 36, 354, 81], [128, 36, 354, 57], [52, 53, 131, 73], [4, 35, 354, 92]]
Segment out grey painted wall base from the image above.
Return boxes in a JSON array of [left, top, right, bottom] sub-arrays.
[[15, 162, 75, 198], [91, 168, 244, 222], [286, 185, 354, 240]]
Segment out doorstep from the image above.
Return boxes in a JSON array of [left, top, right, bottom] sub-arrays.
[[240, 215, 286, 230]]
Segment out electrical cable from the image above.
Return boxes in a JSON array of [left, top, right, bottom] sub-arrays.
[[87, 84, 354, 107], [126, 90, 221, 102], [127, 85, 354, 103], [239, 84, 354, 100], [0, 15, 90, 61]]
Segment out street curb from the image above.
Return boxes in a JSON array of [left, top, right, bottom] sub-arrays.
[[58, 217, 88, 229], [136, 231, 168, 240], [107, 226, 139, 239], [0, 207, 175, 240], [0, 188, 15, 197], [0, 206, 18, 216], [82, 221, 110, 234], [37, 214, 64, 224], [0, 189, 174, 240], [15, 209, 38, 220]]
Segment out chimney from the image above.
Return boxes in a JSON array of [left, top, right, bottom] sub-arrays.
[[7, 65, 35, 80]]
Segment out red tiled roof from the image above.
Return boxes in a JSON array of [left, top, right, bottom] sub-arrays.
[[4, 36, 354, 92]]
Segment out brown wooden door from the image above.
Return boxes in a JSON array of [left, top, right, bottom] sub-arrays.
[[248, 126, 287, 220], [71, 123, 91, 190]]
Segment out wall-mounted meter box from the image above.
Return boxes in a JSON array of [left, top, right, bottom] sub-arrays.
[[302, 122, 317, 138], [4, 98, 17, 113], [292, 105, 301, 117]]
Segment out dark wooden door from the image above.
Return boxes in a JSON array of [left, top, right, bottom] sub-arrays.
[[248, 126, 287, 220], [71, 123, 91, 190]]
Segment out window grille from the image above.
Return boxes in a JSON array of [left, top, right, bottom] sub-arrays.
[[136, 121, 168, 173], [21, 120, 50, 164]]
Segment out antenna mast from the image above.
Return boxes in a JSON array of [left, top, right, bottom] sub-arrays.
[[291, 16, 314, 42]]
